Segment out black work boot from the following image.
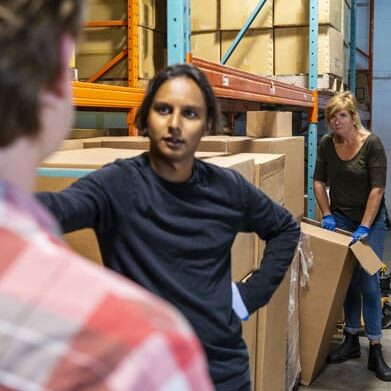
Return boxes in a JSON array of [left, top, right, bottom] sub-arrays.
[[367, 343, 391, 381], [327, 331, 361, 363]]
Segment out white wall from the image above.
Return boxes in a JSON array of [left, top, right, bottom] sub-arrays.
[[371, 0, 391, 207]]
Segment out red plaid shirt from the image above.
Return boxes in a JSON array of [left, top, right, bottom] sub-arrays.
[[0, 181, 213, 390]]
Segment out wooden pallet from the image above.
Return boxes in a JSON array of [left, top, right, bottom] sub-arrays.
[[272, 74, 347, 93]]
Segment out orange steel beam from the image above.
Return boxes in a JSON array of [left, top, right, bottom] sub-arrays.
[[127, 110, 138, 136], [72, 82, 144, 109], [189, 56, 314, 108], [87, 49, 128, 83], [308, 90, 318, 123], [85, 20, 128, 28], [128, 0, 139, 88], [127, 0, 139, 135]]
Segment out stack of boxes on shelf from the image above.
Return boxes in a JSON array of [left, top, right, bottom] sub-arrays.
[[192, 0, 274, 76], [76, 0, 166, 86], [191, 0, 351, 90], [75, 0, 352, 90], [36, 133, 384, 390]]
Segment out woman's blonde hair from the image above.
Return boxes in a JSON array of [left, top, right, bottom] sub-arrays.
[[325, 91, 366, 132]]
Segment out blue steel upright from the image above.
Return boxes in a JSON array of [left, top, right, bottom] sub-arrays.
[[167, 0, 191, 65], [307, 0, 319, 219]]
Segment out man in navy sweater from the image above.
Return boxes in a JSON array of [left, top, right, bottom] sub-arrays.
[[38, 63, 300, 391]]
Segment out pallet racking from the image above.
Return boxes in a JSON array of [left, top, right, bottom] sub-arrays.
[[69, 0, 365, 216]]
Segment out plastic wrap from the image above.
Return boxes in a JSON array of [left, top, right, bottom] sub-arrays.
[[285, 233, 314, 391]]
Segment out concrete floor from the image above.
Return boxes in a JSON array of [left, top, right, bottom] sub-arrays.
[[302, 330, 391, 390], [301, 230, 391, 390]]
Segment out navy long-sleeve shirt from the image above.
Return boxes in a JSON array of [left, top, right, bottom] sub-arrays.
[[38, 152, 300, 390]]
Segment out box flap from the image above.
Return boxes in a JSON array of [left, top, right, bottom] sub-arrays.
[[350, 241, 384, 275], [302, 218, 384, 275], [301, 221, 350, 247]]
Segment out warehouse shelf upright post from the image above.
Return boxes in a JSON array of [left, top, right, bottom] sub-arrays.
[[306, 0, 319, 219]]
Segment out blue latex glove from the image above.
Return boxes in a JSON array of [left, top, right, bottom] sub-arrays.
[[321, 214, 337, 231], [231, 282, 249, 320], [351, 224, 370, 244]]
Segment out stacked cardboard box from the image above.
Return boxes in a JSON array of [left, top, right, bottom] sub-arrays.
[[35, 176, 103, 265], [57, 135, 303, 218], [76, 1, 349, 85], [76, 0, 165, 85], [39, 144, 290, 389], [38, 143, 385, 388], [273, 0, 346, 79], [246, 111, 292, 138], [191, 0, 274, 75]]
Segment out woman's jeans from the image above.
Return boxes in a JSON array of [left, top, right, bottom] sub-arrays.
[[333, 207, 386, 340]]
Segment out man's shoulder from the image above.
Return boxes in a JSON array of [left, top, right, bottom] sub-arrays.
[[1, 226, 194, 343]]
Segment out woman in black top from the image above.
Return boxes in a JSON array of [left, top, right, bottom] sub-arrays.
[[38, 63, 300, 390], [314, 91, 391, 381]]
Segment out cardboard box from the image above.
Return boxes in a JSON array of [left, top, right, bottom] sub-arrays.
[[35, 176, 103, 265], [246, 111, 292, 138], [76, 27, 164, 81], [240, 153, 286, 269], [42, 148, 228, 169], [203, 155, 256, 281], [239, 153, 286, 206], [248, 137, 304, 218], [241, 263, 291, 391], [85, 0, 127, 22], [138, 27, 165, 80], [98, 136, 151, 150], [86, 0, 157, 29], [76, 27, 127, 80], [255, 266, 291, 391], [59, 139, 92, 151], [191, 0, 219, 31], [299, 220, 384, 385], [76, 51, 128, 80], [197, 136, 253, 154], [242, 313, 257, 388], [220, 0, 273, 30], [221, 29, 273, 75], [274, 25, 344, 78], [191, 32, 221, 63], [274, 0, 342, 31], [241, 275, 258, 390]]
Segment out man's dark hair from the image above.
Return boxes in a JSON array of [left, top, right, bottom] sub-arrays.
[[0, 0, 83, 147]]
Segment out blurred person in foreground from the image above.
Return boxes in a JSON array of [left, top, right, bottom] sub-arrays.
[[314, 91, 391, 381], [38, 60, 300, 390], [0, 1, 213, 390]]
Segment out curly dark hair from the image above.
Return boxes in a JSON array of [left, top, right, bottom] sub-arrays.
[[0, 0, 83, 147]]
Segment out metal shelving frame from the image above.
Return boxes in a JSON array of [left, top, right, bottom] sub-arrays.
[[167, 0, 319, 217], [72, 0, 144, 135]]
